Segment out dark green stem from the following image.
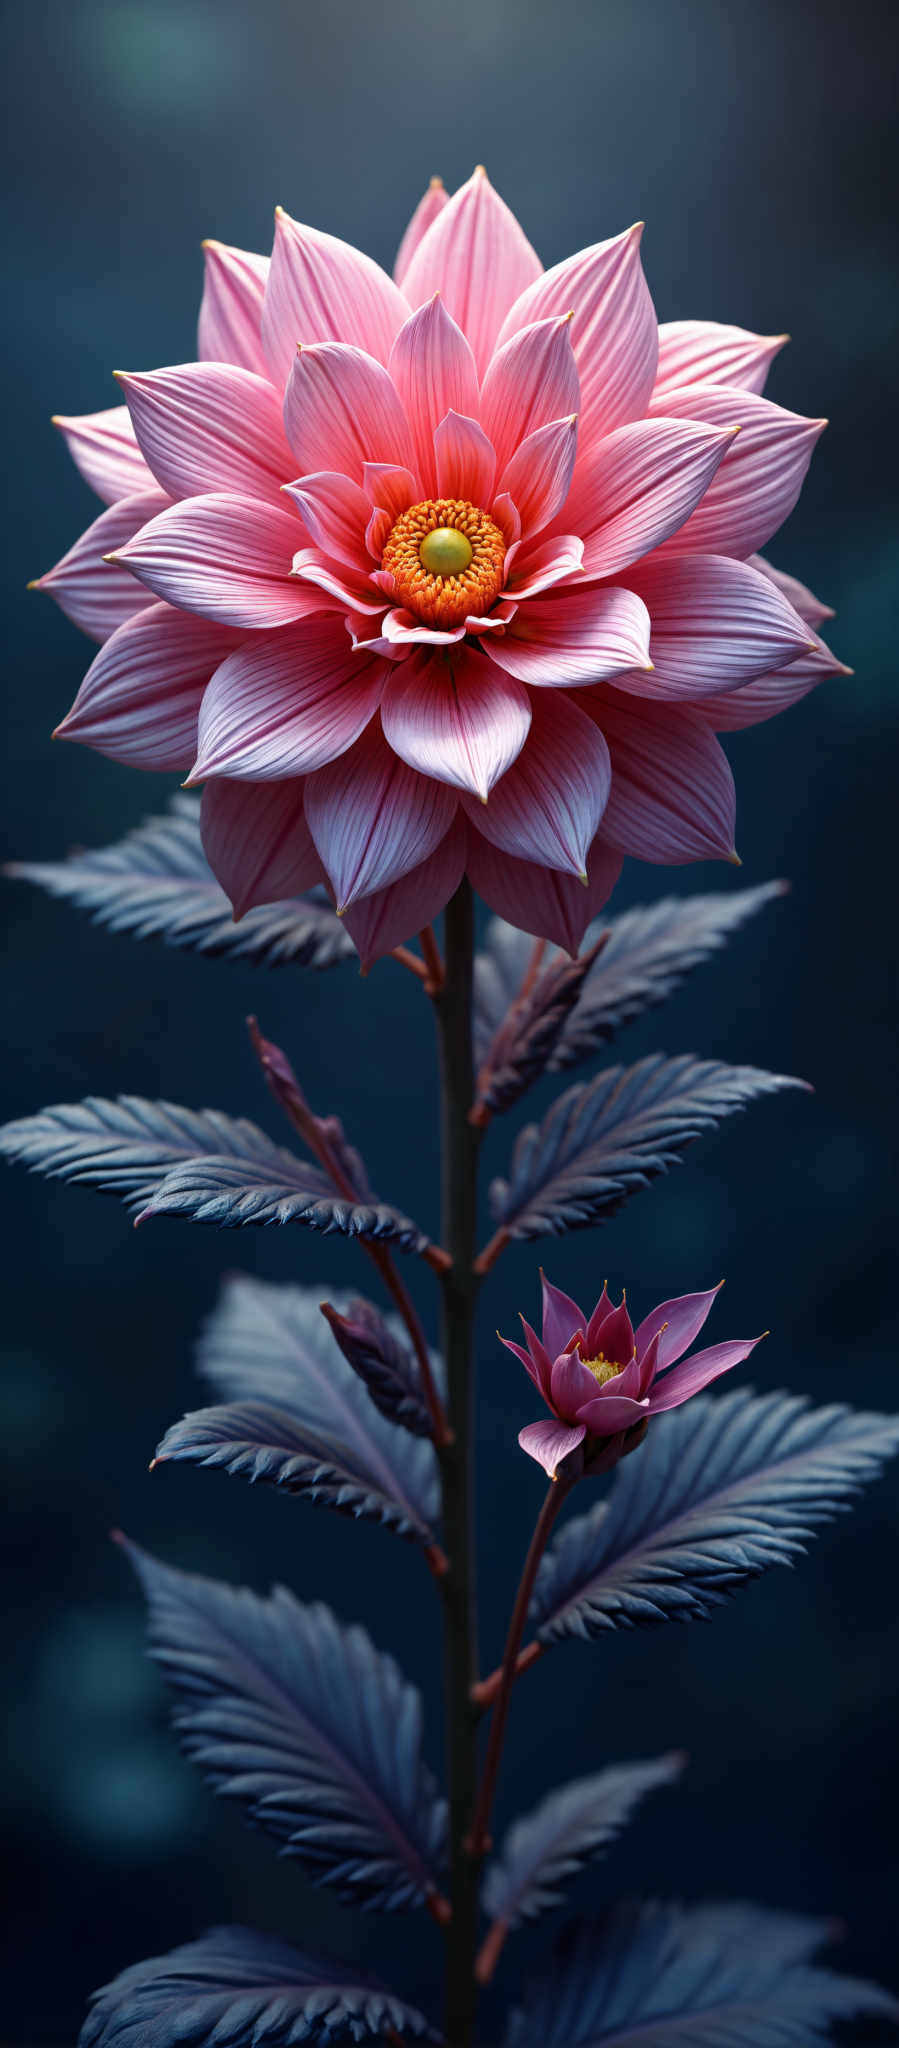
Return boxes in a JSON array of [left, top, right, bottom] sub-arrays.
[[434, 881, 483, 2047]]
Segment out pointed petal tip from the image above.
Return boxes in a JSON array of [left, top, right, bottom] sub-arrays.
[[429, 174, 445, 189], [727, 848, 742, 866]]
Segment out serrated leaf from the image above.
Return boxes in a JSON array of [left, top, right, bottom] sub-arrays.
[[155, 1278, 440, 1546], [8, 794, 354, 969], [530, 1390, 899, 1645], [483, 1754, 682, 1932], [473, 941, 605, 1120], [80, 1924, 435, 2046], [0, 1096, 430, 1251], [504, 1899, 897, 2046], [472, 885, 785, 1074], [122, 1541, 447, 1912], [487, 1055, 804, 1244], [321, 1296, 440, 1439]]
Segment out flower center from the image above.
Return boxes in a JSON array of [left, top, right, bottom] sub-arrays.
[[580, 1352, 624, 1388], [381, 497, 506, 629]]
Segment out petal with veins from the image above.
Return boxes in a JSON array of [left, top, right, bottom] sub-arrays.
[[381, 647, 531, 798], [283, 471, 373, 572], [689, 636, 848, 730], [573, 1393, 650, 1435], [461, 690, 610, 876], [118, 362, 294, 504], [551, 1347, 601, 1419], [479, 315, 581, 477], [519, 1420, 587, 1478], [647, 1336, 763, 1412], [200, 776, 324, 918], [394, 176, 449, 288], [541, 1274, 585, 1358], [388, 295, 479, 494], [497, 416, 578, 539], [485, 585, 651, 686], [291, 545, 385, 614], [400, 166, 543, 377], [649, 384, 826, 559], [496, 224, 657, 449], [114, 493, 326, 629], [362, 462, 419, 523], [197, 240, 270, 376], [192, 617, 386, 780], [504, 532, 584, 599], [262, 208, 410, 387], [654, 320, 788, 398], [56, 602, 243, 769], [434, 411, 497, 505], [593, 692, 736, 863], [52, 405, 154, 506], [341, 817, 467, 968], [566, 417, 736, 579], [33, 487, 171, 642], [618, 553, 811, 698], [750, 554, 834, 627], [283, 341, 416, 483], [466, 829, 622, 954], [635, 1284, 723, 1370], [304, 720, 457, 908]]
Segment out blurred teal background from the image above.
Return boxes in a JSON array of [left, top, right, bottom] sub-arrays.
[[2, 0, 897, 2038]]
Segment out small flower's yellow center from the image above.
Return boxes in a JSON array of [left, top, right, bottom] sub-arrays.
[[381, 497, 506, 629], [580, 1353, 624, 1387]]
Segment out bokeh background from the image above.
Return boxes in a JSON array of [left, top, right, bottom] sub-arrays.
[[3, 0, 897, 2038]]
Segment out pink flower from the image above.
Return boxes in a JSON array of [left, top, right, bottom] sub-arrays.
[[40, 171, 846, 963], [502, 1272, 764, 1478]]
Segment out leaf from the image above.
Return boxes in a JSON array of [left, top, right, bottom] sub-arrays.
[[503, 1899, 898, 2045], [320, 1296, 441, 1439], [530, 1389, 899, 1645], [80, 1924, 436, 2046], [155, 1277, 440, 1546], [473, 940, 606, 1121], [122, 1540, 447, 1912], [487, 1055, 805, 1244], [0, 1096, 431, 1251], [8, 794, 354, 969], [472, 885, 785, 1073], [482, 1754, 683, 1932]]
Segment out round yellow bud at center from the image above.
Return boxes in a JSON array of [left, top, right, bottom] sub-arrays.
[[419, 526, 474, 577]]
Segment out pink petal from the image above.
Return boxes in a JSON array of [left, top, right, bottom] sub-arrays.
[[573, 1393, 650, 1436], [495, 224, 657, 450], [654, 321, 788, 399], [394, 177, 449, 288], [691, 636, 848, 731], [518, 1419, 587, 1479], [593, 692, 736, 863], [117, 362, 294, 505], [479, 315, 581, 478], [55, 602, 242, 769], [381, 609, 465, 649], [551, 1347, 601, 1419], [291, 546, 385, 615], [304, 720, 457, 908], [282, 471, 373, 572], [113, 493, 324, 629], [648, 385, 826, 559], [750, 554, 835, 628], [565, 417, 736, 579], [380, 647, 531, 798], [262, 207, 410, 389], [461, 689, 610, 876], [197, 240, 270, 376], [466, 828, 622, 953], [635, 1284, 724, 1371], [618, 554, 812, 699], [387, 295, 479, 494], [283, 341, 416, 484], [192, 618, 386, 780], [503, 533, 584, 599], [362, 462, 419, 523], [485, 585, 651, 687], [340, 818, 467, 968], [647, 1335, 763, 1413], [200, 776, 324, 918], [501, 1323, 553, 1398], [492, 493, 522, 549], [400, 166, 542, 378], [541, 1274, 585, 1358], [33, 487, 171, 643], [52, 405, 154, 506], [582, 1286, 612, 1354], [592, 1294, 635, 1366], [434, 411, 497, 505], [497, 416, 578, 540]]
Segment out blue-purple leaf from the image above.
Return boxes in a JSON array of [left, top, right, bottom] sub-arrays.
[[473, 884, 785, 1072], [122, 1540, 447, 1912], [530, 1390, 899, 1646], [503, 1899, 897, 2045], [8, 794, 354, 969], [321, 1296, 440, 1439], [0, 1095, 431, 1250], [80, 1924, 435, 2045], [473, 941, 604, 1121], [155, 1278, 440, 1546], [482, 1754, 683, 1932], [487, 1055, 805, 1244]]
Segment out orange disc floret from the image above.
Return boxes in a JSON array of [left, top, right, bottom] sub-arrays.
[[381, 498, 506, 629]]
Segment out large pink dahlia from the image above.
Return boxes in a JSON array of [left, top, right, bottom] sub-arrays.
[[41, 169, 845, 962]]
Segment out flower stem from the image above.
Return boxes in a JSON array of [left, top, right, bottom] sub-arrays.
[[433, 881, 483, 2048], [466, 1476, 576, 1867]]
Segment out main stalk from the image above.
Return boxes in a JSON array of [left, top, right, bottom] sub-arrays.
[[434, 882, 483, 2047]]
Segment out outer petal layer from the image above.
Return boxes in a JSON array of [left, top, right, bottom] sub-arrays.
[[304, 721, 457, 907], [262, 208, 410, 387], [593, 694, 737, 863], [197, 241, 270, 376], [380, 648, 531, 799], [461, 691, 610, 877], [654, 321, 788, 398], [565, 417, 736, 579], [52, 405, 154, 505], [34, 488, 171, 642], [113, 494, 324, 629], [400, 167, 543, 378], [118, 362, 294, 504], [649, 384, 826, 560], [193, 618, 386, 779], [619, 554, 811, 699], [634, 1284, 723, 1371], [466, 830, 622, 953], [56, 602, 243, 769], [647, 1336, 763, 1412], [340, 818, 467, 968], [200, 776, 324, 917], [518, 1420, 586, 1478], [394, 177, 449, 288]]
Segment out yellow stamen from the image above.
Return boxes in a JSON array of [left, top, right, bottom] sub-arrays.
[[381, 497, 506, 629], [580, 1352, 623, 1388]]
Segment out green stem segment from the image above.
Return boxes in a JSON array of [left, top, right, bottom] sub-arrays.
[[434, 882, 483, 2048]]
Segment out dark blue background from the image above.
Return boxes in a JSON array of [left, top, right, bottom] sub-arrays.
[[3, 0, 897, 2039]]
